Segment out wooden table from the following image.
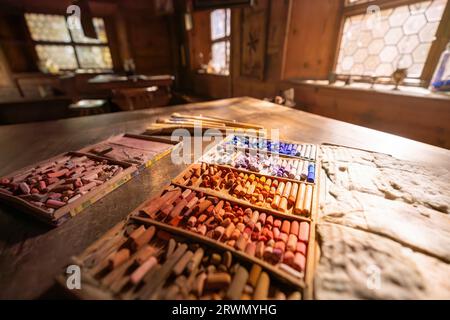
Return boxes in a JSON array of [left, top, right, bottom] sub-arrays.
[[0, 97, 448, 299]]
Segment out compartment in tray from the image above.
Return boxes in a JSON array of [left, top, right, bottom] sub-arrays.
[[81, 133, 178, 168], [173, 163, 314, 217], [226, 135, 317, 160], [134, 184, 311, 280], [63, 220, 303, 300], [202, 144, 316, 183]]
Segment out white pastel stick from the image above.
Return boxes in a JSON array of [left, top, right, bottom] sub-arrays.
[[301, 161, 308, 179], [309, 145, 316, 160], [304, 145, 311, 159], [300, 145, 307, 158]]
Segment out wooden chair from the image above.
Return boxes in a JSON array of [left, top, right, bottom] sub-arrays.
[[111, 86, 171, 111]]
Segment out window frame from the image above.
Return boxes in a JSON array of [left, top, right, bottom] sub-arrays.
[[24, 13, 113, 72], [332, 0, 450, 87]]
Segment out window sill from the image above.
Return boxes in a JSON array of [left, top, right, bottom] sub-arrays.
[[196, 70, 230, 77], [286, 79, 450, 101]]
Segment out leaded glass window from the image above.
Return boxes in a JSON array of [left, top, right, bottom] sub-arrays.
[[25, 13, 113, 73], [335, 0, 448, 80]]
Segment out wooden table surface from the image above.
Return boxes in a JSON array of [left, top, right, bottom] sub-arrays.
[[0, 97, 448, 299]]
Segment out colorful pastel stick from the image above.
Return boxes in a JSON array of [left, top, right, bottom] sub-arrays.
[[307, 164, 315, 183]]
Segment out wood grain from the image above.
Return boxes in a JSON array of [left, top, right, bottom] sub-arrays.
[[282, 0, 343, 80]]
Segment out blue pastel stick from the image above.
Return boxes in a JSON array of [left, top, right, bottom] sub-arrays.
[[307, 164, 315, 183], [286, 144, 292, 154]]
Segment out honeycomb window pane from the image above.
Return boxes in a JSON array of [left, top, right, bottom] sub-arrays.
[[35, 45, 77, 70], [419, 21, 439, 42], [385, 27, 403, 45], [25, 13, 71, 42], [368, 39, 384, 54], [364, 56, 380, 73], [68, 17, 108, 44], [75, 46, 113, 69], [426, 0, 448, 21], [380, 46, 398, 63], [409, 1, 432, 14], [335, 0, 448, 79], [398, 54, 413, 69], [413, 42, 432, 63], [398, 35, 419, 54], [371, 18, 390, 39], [403, 14, 427, 35], [389, 6, 410, 27]]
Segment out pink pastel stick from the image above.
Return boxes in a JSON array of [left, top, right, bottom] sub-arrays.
[[130, 256, 157, 285]]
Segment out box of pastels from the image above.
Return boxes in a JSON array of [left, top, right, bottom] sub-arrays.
[[59, 218, 304, 300], [80, 133, 181, 172], [0, 134, 181, 226], [0, 152, 136, 226]]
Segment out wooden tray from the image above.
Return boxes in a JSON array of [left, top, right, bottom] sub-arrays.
[[0, 151, 136, 226], [172, 163, 319, 219], [80, 133, 181, 172], [57, 219, 305, 300]]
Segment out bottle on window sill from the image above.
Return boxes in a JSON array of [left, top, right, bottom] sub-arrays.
[[430, 42, 450, 92]]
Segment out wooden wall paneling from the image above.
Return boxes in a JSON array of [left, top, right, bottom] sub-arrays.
[[231, 7, 241, 95], [0, 43, 20, 101], [0, 44, 14, 87], [282, 0, 343, 80], [240, 0, 269, 80], [112, 9, 131, 71], [179, 3, 232, 100], [292, 83, 450, 148], [232, 78, 279, 98], [230, 0, 289, 99], [190, 73, 231, 98], [103, 14, 123, 72], [265, 0, 291, 81], [280, 0, 293, 82], [0, 13, 37, 74], [124, 12, 174, 74], [330, 0, 346, 76], [170, 0, 190, 90], [189, 10, 212, 70], [167, 14, 181, 88]]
